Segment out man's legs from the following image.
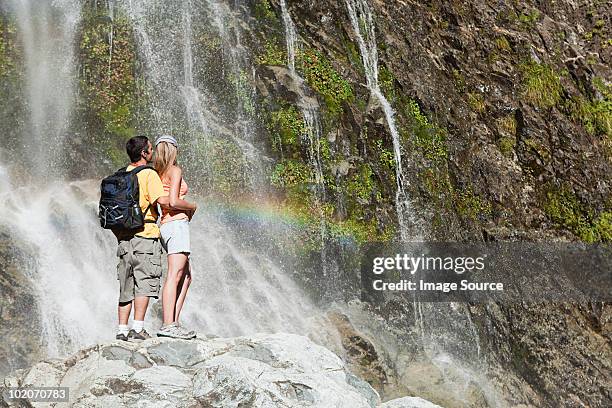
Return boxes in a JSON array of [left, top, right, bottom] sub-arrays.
[[118, 301, 132, 325], [133, 296, 150, 321], [117, 240, 134, 340], [131, 236, 162, 338]]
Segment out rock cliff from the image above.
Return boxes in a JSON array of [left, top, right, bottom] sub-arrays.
[[1, 333, 441, 408]]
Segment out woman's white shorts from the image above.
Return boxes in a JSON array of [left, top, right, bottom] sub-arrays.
[[160, 219, 191, 255]]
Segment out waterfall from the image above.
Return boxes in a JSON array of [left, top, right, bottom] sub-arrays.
[[280, 0, 297, 74], [345, 0, 415, 241], [118, 0, 318, 339], [4, 0, 81, 176], [343, 3, 490, 397], [0, 171, 118, 357], [279, 0, 333, 284], [0, 0, 320, 359]]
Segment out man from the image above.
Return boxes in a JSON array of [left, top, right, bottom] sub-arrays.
[[114, 136, 169, 341]]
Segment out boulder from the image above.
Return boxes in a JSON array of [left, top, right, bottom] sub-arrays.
[[1, 333, 444, 408]]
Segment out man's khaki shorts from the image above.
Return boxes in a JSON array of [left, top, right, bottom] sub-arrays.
[[116, 235, 163, 303]]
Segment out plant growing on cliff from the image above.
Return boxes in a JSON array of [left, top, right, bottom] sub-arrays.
[[254, 0, 278, 23], [455, 186, 493, 221], [378, 65, 396, 100], [297, 49, 353, 117], [256, 41, 286, 66], [518, 9, 541, 28], [267, 105, 306, 154], [520, 60, 564, 109], [229, 70, 256, 116], [403, 98, 448, 162], [565, 77, 611, 140], [543, 186, 611, 243], [202, 137, 250, 197]]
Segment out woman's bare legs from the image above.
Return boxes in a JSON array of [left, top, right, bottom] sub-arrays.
[[162, 253, 188, 325], [174, 258, 192, 324]]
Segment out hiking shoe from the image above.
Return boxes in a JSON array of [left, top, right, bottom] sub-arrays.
[[128, 329, 151, 341], [176, 324, 196, 338], [115, 333, 128, 342], [157, 323, 196, 339]]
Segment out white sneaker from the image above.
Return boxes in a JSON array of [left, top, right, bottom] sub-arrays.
[[157, 323, 196, 339], [176, 323, 196, 338]]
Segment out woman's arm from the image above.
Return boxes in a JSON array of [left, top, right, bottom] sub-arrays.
[[167, 166, 197, 212]]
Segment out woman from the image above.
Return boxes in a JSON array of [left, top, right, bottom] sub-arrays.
[[153, 135, 197, 339]]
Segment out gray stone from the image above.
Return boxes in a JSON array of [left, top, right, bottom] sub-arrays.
[[379, 396, 444, 408], [5, 333, 439, 408]]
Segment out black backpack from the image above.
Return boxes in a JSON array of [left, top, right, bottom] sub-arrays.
[[99, 165, 155, 231]]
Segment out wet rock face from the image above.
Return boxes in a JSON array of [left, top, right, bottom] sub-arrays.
[[1, 333, 441, 408], [248, 2, 611, 405], [0, 229, 42, 378], [477, 302, 612, 408], [277, 0, 610, 240]]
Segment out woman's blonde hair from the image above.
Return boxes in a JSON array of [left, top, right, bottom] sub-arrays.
[[153, 141, 177, 178]]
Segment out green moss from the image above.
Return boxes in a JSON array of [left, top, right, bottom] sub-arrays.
[[520, 60, 564, 109], [99, 104, 135, 139], [256, 40, 287, 66], [543, 187, 611, 243], [584, 19, 606, 41], [566, 95, 611, 137], [254, 0, 277, 22], [497, 115, 517, 135], [495, 36, 512, 52], [342, 35, 364, 76], [378, 65, 396, 100], [298, 49, 353, 117], [467, 92, 486, 113], [564, 77, 611, 138], [202, 137, 249, 197], [271, 159, 313, 188], [592, 212, 612, 242], [267, 105, 306, 153], [229, 70, 255, 115], [196, 31, 222, 54], [455, 187, 492, 220], [452, 69, 467, 93], [374, 139, 396, 172], [0, 18, 19, 79], [403, 98, 448, 162], [524, 138, 550, 160], [498, 136, 516, 157], [518, 9, 541, 28], [347, 164, 375, 203]]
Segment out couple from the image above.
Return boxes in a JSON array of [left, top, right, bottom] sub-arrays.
[[113, 135, 197, 341]]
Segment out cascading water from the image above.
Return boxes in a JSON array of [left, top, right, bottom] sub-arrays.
[[345, 0, 415, 242], [280, 0, 297, 74], [4, 0, 81, 175], [343, 1, 495, 404], [279, 0, 332, 284], [0, 0, 321, 359], [0, 1, 503, 405], [126, 0, 265, 194], [345, 0, 431, 355], [116, 0, 319, 337]]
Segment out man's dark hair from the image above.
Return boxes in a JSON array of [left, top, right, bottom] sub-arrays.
[[126, 136, 149, 162]]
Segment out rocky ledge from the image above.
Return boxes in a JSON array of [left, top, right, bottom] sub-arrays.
[[1, 333, 440, 408]]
